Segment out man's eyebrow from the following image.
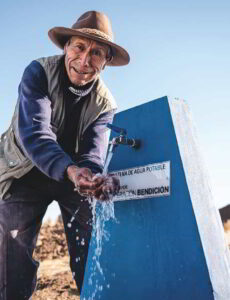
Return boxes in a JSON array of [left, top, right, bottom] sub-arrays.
[[70, 39, 108, 52], [94, 44, 109, 52], [94, 40, 108, 48], [70, 37, 88, 44], [94, 44, 105, 49], [71, 40, 86, 45]]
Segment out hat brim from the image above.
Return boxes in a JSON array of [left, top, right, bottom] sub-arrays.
[[48, 27, 130, 66]]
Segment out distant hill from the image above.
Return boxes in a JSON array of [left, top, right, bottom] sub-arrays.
[[219, 205, 230, 223]]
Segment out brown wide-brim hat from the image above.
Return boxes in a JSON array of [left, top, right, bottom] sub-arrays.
[[48, 11, 130, 67]]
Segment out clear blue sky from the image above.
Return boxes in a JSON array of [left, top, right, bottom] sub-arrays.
[[0, 0, 229, 219]]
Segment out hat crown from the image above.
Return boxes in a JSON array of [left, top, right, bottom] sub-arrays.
[[71, 11, 114, 41]]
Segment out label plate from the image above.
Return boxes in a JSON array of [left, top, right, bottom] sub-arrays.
[[111, 161, 170, 201]]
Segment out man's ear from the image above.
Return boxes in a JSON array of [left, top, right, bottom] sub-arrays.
[[63, 39, 71, 54], [63, 44, 68, 54], [102, 63, 107, 70], [102, 55, 113, 69]]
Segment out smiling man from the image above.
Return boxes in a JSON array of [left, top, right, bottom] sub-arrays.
[[0, 11, 130, 300], [64, 36, 112, 86]]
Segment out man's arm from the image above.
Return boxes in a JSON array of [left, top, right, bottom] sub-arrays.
[[18, 61, 77, 181], [70, 110, 120, 200], [76, 110, 115, 173]]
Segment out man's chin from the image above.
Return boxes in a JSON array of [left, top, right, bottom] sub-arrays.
[[70, 75, 97, 87], [70, 78, 92, 87]]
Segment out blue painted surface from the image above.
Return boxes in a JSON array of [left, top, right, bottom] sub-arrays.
[[81, 97, 214, 300]]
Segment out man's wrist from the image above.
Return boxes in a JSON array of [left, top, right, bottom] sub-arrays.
[[66, 165, 79, 183]]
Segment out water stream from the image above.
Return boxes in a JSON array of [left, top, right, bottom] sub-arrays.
[[67, 148, 117, 298], [85, 196, 117, 299], [67, 195, 117, 299]]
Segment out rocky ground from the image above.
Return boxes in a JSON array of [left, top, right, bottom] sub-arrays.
[[32, 216, 80, 300]]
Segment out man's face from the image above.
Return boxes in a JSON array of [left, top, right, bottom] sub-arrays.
[[64, 36, 110, 86]]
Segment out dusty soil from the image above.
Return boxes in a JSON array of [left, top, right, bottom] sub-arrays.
[[32, 217, 80, 300], [33, 269, 79, 300]]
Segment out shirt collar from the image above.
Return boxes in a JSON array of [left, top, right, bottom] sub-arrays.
[[68, 79, 96, 99]]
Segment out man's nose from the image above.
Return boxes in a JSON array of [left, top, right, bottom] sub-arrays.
[[80, 50, 91, 67]]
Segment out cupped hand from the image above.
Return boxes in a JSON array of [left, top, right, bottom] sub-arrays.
[[66, 165, 101, 196], [67, 166, 120, 201], [92, 174, 120, 201]]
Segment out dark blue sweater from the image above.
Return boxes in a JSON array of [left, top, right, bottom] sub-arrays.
[[18, 60, 114, 183]]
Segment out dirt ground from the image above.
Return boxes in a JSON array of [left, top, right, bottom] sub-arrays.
[[33, 268, 79, 300], [32, 217, 80, 300]]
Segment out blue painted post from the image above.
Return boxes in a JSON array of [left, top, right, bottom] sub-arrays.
[[81, 97, 230, 300]]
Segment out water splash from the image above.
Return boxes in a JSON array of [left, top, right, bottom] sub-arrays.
[[67, 208, 80, 228], [67, 193, 117, 299], [85, 195, 117, 299]]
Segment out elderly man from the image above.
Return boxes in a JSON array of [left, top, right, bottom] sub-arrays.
[[0, 11, 129, 300]]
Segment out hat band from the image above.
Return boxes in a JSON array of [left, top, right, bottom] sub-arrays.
[[76, 28, 113, 43]]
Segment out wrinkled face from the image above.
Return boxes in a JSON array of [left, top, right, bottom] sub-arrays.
[[64, 36, 111, 86]]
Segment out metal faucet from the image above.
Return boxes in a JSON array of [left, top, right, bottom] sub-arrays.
[[102, 124, 140, 175], [106, 124, 140, 150]]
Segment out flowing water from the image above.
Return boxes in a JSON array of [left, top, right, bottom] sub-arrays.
[[102, 151, 114, 176], [67, 195, 117, 299], [67, 149, 116, 298], [85, 196, 117, 299]]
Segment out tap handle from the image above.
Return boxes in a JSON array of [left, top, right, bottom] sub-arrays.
[[106, 123, 127, 136]]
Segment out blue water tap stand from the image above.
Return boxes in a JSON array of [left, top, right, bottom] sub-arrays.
[[81, 96, 230, 300]]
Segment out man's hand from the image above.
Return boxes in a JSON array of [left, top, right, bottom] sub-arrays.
[[92, 174, 120, 201], [66, 165, 120, 201], [67, 165, 100, 196]]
